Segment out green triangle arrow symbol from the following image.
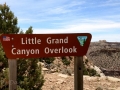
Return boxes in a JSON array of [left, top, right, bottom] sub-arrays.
[[77, 36, 87, 46]]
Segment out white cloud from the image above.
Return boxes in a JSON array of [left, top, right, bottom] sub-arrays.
[[46, 7, 71, 15], [66, 23, 120, 31], [32, 19, 120, 33], [31, 19, 120, 42]]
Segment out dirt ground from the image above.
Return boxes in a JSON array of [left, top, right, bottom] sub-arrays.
[[42, 73, 120, 90]]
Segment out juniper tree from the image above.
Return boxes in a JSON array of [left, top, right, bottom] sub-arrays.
[[0, 3, 19, 70], [25, 26, 33, 34], [0, 3, 19, 89], [17, 26, 44, 90], [0, 3, 19, 34], [0, 3, 44, 90], [17, 58, 44, 90]]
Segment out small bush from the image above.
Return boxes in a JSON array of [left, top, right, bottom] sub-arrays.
[[96, 86, 103, 90], [83, 65, 89, 75], [62, 57, 70, 66], [61, 68, 72, 76], [89, 69, 97, 76]]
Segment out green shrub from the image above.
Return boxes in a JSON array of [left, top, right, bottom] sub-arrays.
[[61, 68, 73, 76], [89, 69, 97, 76], [83, 65, 89, 75], [62, 57, 70, 66]]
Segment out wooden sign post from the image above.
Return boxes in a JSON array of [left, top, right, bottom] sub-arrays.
[[74, 56, 83, 90], [8, 59, 17, 90]]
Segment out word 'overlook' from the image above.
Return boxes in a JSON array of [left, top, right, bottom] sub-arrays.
[[21, 37, 68, 44]]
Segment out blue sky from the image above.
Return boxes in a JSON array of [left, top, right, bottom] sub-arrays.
[[0, 0, 120, 42]]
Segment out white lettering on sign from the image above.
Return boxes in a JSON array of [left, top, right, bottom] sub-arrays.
[[11, 48, 39, 56], [44, 46, 77, 54], [46, 37, 68, 44], [21, 37, 41, 44]]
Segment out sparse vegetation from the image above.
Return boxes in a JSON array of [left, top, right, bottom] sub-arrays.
[[61, 68, 72, 76], [89, 68, 97, 76], [61, 57, 71, 66], [83, 62, 98, 76], [40, 57, 55, 69]]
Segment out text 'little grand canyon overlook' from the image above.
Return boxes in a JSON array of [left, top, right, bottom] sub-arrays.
[[0, 33, 92, 58]]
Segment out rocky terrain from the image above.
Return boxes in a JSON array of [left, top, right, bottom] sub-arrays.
[[87, 40, 120, 77], [42, 73, 120, 90], [40, 56, 120, 90], [41, 40, 120, 90]]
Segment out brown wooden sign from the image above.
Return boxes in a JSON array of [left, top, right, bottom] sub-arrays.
[[0, 33, 92, 59]]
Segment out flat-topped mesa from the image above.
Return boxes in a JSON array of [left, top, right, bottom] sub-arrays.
[[46, 36, 68, 44], [21, 37, 41, 44]]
